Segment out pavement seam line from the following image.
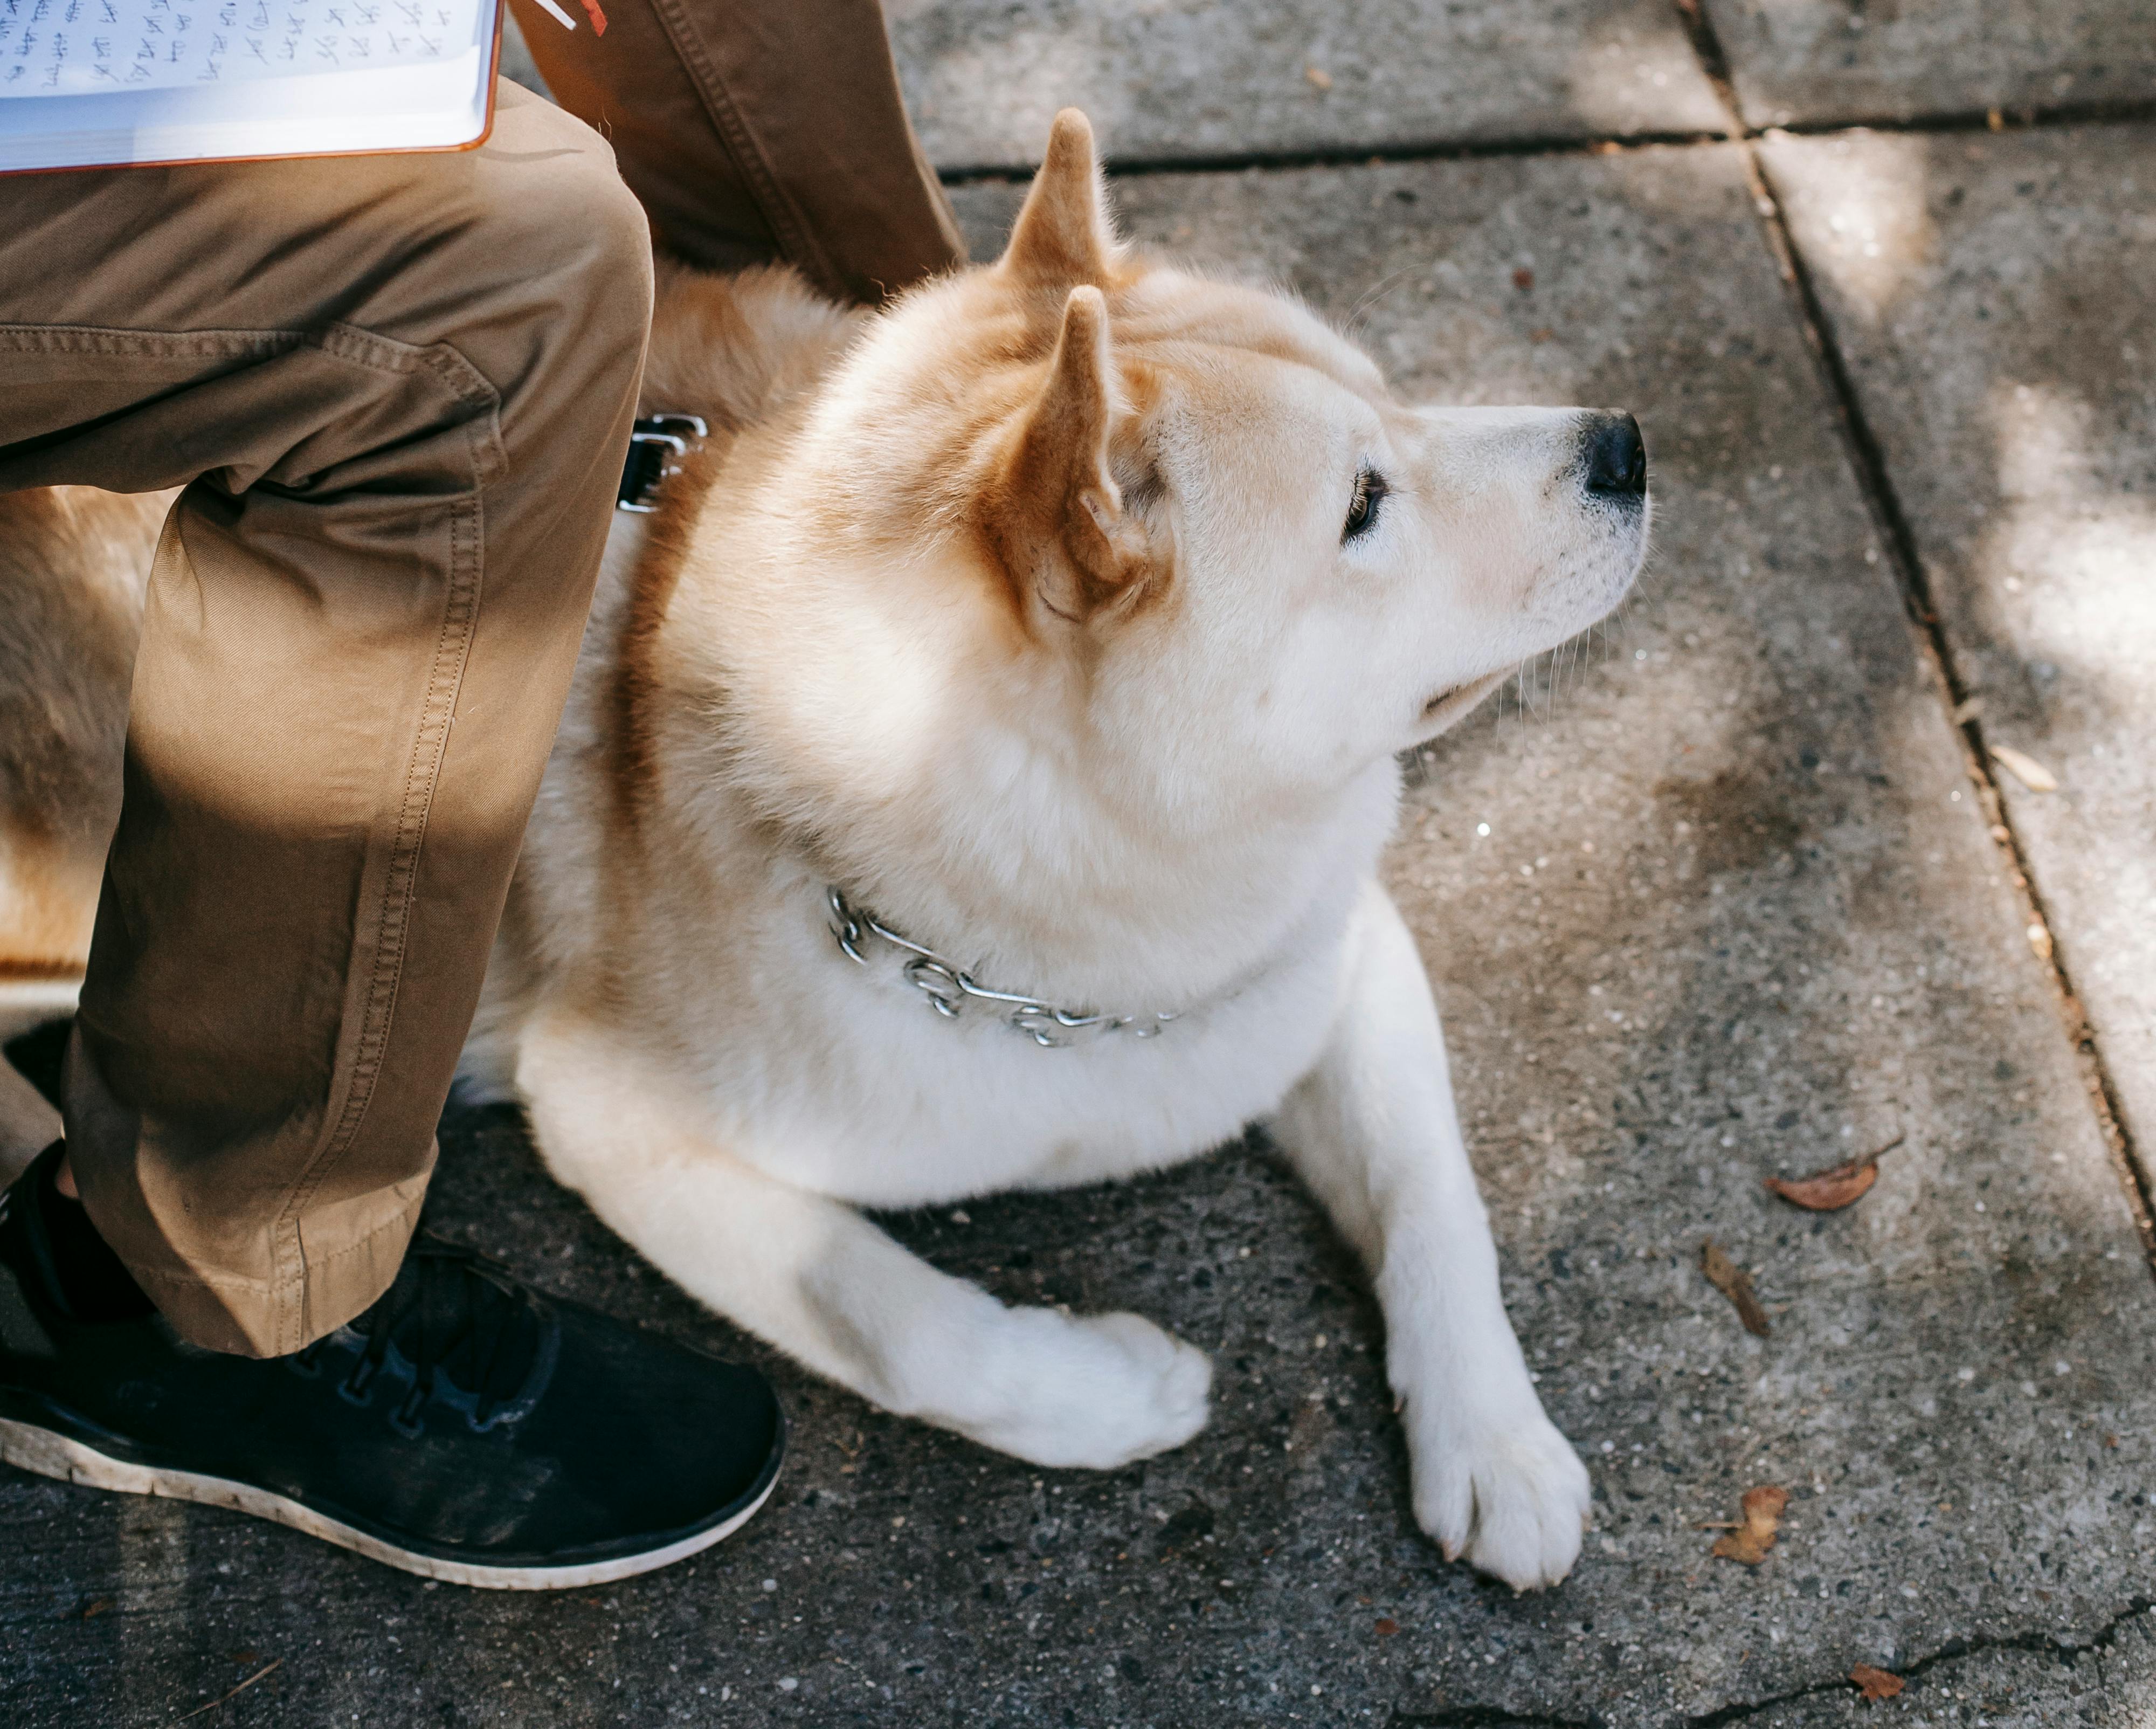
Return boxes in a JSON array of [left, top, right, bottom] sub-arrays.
[[938, 130, 1734, 184], [1661, 0, 2156, 1276], [933, 107, 2156, 187], [1770, 96, 2156, 140]]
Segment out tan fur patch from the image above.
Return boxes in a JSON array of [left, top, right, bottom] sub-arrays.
[[0, 485, 169, 973], [609, 262, 869, 825], [609, 443, 725, 828]]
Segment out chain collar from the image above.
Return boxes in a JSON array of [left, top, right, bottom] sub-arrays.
[[824, 886, 1177, 1048]]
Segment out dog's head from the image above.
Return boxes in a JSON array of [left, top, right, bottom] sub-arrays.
[[696, 111, 1646, 933]]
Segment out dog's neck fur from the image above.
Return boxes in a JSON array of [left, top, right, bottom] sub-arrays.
[[639, 504, 1404, 1011]]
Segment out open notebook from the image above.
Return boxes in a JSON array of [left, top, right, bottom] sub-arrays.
[[0, 0, 504, 171]]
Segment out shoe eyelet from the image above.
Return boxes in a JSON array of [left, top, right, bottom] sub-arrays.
[[389, 1393, 427, 1438], [339, 1359, 381, 1404]]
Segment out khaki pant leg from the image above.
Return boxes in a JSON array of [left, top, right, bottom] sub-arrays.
[[507, 0, 965, 301], [0, 84, 653, 1356]]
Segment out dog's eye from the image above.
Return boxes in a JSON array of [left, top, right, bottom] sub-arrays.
[[1343, 465, 1387, 542]]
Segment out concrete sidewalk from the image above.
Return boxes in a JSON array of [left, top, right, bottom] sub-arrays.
[[9, 4, 2155, 1724]]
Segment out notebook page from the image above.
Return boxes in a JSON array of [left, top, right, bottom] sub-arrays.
[[0, 0, 485, 95]]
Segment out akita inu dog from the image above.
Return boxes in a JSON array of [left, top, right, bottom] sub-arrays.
[[1, 111, 1646, 1589]]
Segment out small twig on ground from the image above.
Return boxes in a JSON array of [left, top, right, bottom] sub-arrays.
[[175, 1659, 281, 1721], [1701, 1239, 1771, 1336]]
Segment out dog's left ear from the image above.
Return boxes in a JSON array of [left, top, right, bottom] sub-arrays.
[[999, 109, 1120, 289], [987, 285, 1162, 628]]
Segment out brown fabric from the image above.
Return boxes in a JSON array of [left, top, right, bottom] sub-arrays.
[[0, 85, 651, 1354], [507, 0, 965, 301], [1, 3, 959, 1356]]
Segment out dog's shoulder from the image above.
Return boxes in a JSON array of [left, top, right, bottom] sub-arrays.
[[640, 258, 867, 438], [600, 262, 868, 828]]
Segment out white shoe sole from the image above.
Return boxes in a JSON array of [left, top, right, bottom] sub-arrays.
[[0, 1414, 776, 1590]]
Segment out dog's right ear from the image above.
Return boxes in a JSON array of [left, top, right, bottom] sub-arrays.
[[999, 109, 1118, 288], [985, 285, 1161, 628]]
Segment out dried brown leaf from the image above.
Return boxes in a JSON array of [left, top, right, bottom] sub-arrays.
[[1710, 1485, 1789, 1565], [1511, 266, 1536, 292], [1850, 1663, 1905, 1702], [1701, 1238, 1771, 1337], [1374, 1618, 1399, 1637], [1765, 1159, 1877, 1211], [1765, 1136, 1900, 1211]]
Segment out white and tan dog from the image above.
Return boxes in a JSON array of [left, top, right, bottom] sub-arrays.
[[2, 111, 1647, 1590]]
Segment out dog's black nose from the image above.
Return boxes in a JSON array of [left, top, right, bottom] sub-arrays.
[[1581, 411, 1647, 499]]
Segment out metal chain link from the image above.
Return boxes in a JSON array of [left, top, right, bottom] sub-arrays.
[[825, 886, 1176, 1048]]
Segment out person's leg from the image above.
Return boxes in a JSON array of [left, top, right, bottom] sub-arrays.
[[0, 84, 650, 1357], [507, 0, 965, 302], [0, 92, 786, 1588]]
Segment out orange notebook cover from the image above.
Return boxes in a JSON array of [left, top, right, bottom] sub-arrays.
[[0, 0, 501, 171]]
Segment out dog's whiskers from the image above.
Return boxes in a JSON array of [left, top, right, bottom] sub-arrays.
[[1342, 264, 1422, 336]]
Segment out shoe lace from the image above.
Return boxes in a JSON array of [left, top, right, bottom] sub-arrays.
[[295, 1237, 551, 1432]]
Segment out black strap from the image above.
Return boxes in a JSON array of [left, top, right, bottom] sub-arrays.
[[616, 413, 709, 513]]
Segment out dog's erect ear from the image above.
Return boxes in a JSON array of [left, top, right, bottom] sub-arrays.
[[988, 285, 1159, 626], [1000, 109, 1117, 288]]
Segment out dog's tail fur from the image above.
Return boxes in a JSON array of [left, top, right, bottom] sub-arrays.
[[1, 485, 167, 1176], [638, 259, 865, 442], [1, 485, 167, 977]]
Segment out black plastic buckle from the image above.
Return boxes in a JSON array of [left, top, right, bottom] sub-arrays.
[[617, 412, 709, 513]]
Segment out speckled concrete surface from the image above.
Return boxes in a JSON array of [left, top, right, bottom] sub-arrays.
[[506, 0, 1735, 168], [6, 126, 2153, 1725], [1699, 0, 2156, 130], [1761, 123, 2156, 1184], [884, 0, 1726, 172]]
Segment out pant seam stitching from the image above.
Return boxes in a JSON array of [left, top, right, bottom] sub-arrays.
[[296, 1190, 431, 1274], [228, 334, 501, 1352], [271, 486, 482, 1352], [116, 1180, 424, 1308], [0, 326, 310, 358], [640, 0, 841, 300]]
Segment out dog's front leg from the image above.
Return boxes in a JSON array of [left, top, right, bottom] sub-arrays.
[[516, 1008, 1211, 1471], [1273, 881, 1591, 1589]]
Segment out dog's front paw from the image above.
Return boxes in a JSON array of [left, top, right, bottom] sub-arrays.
[[1405, 1395, 1591, 1590], [943, 1307, 1212, 1471]]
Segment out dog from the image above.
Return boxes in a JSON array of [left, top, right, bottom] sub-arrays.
[[1, 111, 1646, 1589]]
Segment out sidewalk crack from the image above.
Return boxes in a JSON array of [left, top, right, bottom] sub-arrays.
[[1391, 1600, 2154, 1729], [1388, 1706, 1601, 1728], [1660, 0, 2155, 1278]]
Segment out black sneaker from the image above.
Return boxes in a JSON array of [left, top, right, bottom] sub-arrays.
[[0, 1143, 783, 1589]]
